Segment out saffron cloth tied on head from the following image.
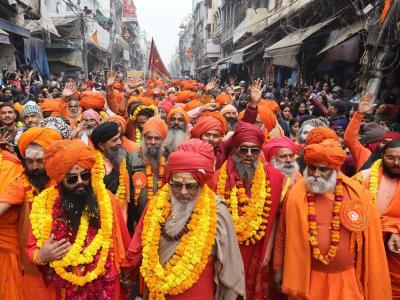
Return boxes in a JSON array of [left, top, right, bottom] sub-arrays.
[[304, 139, 346, 171], [143, 116, 168, 139], [18, 128, 62, 158]]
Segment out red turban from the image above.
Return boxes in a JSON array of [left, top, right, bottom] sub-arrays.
[[158, 101, 174, 114], [167, 94, 178, 103], [381, 132, 400, 142], [306, 127, 338, 146], [45, 140, 96, 183], [143, 116, 168, 139], [304, 139, 346, 171], [200, 111, 227, 133], [166, 139, 215, 186], [257, 105, 277, 132], [263, 136, 296, 162], [215, 93, 232, 106], [80, 91, 105, 110], [167, 108, 190, 124], [191, 115, 225, 138], [231, 121, 264, 148], [18, 128, 62, 158], [108, 115, 127, 133]]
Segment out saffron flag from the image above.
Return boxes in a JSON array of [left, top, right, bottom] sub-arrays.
[[148, 38, 171, 80], [91, 30, 99, 46]]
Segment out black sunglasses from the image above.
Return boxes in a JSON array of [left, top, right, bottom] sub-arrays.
[[170, 181, 200, 192], [238, 147, 260, 155], [66, 171, 91, 185]]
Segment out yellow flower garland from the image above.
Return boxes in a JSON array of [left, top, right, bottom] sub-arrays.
[[216, 159, 271, 245], [29, 161, 114, 286], [130, 104, 157, 121], [135, 127, 141, 144], [369, 159, 381, 205], [140, 184, 217, 300], [94, 150, 128, 207], [23, 173, 39, 203]]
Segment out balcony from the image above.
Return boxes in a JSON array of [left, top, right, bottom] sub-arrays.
[[221, 21, 233, 45]]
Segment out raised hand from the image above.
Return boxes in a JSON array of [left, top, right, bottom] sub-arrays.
[[107, 71, 116, 88], [205, 77, 219, 93], [358, 92, 374, 115], [0, 131, 14, 153], [249, 78, 265, 105], [62, 82, 76, 98]]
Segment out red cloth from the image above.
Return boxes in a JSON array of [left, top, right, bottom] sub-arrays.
[[381, 132, 400, 142], [263, 136, 296, 162], [80, 91, 105, 111], [191, 116, 225, 138], [166, 139, 215, 186], [304, 139, 346, 171], [158, 101, 174, 114], [231, 121, 264, 148]]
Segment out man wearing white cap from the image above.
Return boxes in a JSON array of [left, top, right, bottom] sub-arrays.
[[22, 101, 43, 129]]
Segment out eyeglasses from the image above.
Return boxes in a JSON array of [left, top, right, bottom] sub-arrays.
[[170, 181, 200, 192], [66, 170, 91, 185], [238, 147, 260, 155]]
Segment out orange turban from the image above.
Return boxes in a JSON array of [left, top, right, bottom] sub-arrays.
[[167, 108, 190, 124], [113, 82, 124, 91], [257, 105, 277, 132], [191, 115, 226, 138], [175, 91, 200, 103], [306, 127, 338, 146], [45, 140, 96, 183], [108, 115, 127, 133], [304, 139, 346, 171], [18, 128, 62, 158], [184, 100, 203, 112], [181, 83, 196, 91], [259, 99, 280, 114], [40, 99, 71, 118], [215, 93, 232, 106], [80, 91, 105, 110], [143, 116, 168, 139]]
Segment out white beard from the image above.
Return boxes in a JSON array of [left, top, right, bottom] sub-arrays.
[[304, 167, 337, 194], [164, 128, 187, 152], [271, 157, 299, 180]]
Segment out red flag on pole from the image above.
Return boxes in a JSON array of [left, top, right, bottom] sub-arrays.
[[148, 38, 171, 80]]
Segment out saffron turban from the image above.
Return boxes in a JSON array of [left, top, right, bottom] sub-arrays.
[[306, 127, 338, 146], [113, 82, 124, 90], [220, 104, 238, 117], [45, 139, 96, 183], [158, 101, 174, 114], [143, 116, 168, 139], [82, 109, 100, 124], [108, 115, 127, 133], [167, 108, 190, 124], [183, 100, 203, 112], [91, 122, 119, 148], [231, 121, 264, 148], [257, 105, 277, 132], [381, 131, 400, 142], [80, 91, 105, 111], [191, 115, 225, 138], [18, 128, 62, 158], [167, 139, 215, 186], [175, 91, 200, 103], [39, 99, 70, 117], [263, 136, 296, 162], [181, 82, 196, 91], [304, 139, 346, 171], [215, 93, 232, 106], [259, 99, 280, 114]]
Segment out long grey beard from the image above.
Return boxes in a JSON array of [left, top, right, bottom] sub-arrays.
[[271, 157, 299, 180], [304, 167, 337, 194], [233, 153, 258, 182], [104, 146, 127, 169], [141, 140, 162, 165], [164, 128, 187, 152]]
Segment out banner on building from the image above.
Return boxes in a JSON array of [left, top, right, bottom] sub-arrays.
[[122, 0, 137, 22], [127, 70, 144, 81], [148, 38, 171, 80]]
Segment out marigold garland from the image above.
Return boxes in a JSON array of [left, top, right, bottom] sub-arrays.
[[94, 150, 128, 207], [140, 184, 217, 300], [22, 174, 38, 203], [135, 128, 141, 144], [307, 179, 343, 265], [216, 159, 271, 245], [130, 104, 157, 121], [29, 159, 114, 286], [369, 159, 381, 205]]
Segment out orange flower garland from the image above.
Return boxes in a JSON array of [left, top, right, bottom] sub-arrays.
[[307, 179, 343, 265], [216, 159, 271, 245], [140, 184, 217, 300], [22, 173, 39, 203]]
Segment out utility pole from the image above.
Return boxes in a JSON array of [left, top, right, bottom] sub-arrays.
[[80, 13, 89, 75]]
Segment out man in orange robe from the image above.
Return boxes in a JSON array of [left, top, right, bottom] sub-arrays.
[[273, 138, 392, 299], [25, 139, 130, 300], [0, 150, 23, 300], [0, 128, 61, 300], [354, 140, 400, 298]]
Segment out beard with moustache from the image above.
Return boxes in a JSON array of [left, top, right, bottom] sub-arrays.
[[165, 125, 187, 152], [271, 157, 299, 179], [233, 152, 258, 182], [225, 117, 238, 132], [103, 144, 127, 169], [304, 167, 337, 194], [382, 161, 400, 178], [141, 138, 163, 165], [60, 182, 99, 231], [23, 163, 50, 191]]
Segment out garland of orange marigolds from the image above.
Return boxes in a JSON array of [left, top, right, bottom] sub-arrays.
[[29, 158, 114, 286], [140, 184, 217, 300], [216, 159, 271, 245]]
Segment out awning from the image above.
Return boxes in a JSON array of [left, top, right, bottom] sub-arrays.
[[211, 56, 231, 70], [0, 18, 31, 38], [0, 29, 10, 44], [196, 63, 214, 71], [318, 20, 366, 55], [115, 34, 129, 50], [231, 39, 262, 64], [96, 9, 113, 26], [264, 18, 335, 59]]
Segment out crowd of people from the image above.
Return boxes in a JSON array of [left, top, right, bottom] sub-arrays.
[[0, 69, 399, 300]]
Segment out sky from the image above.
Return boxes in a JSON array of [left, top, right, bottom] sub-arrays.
[[135, 0, 193, 67]]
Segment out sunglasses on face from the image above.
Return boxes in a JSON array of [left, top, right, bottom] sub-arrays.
[[170, 181, 200, 192], [238, 147, 260, 155], [66, 170, 91, 185]]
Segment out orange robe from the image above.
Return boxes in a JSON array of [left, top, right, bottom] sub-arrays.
[[0, 151, 24, 300], [273, 173, 392, 299], [359, 169, 400, 298]]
